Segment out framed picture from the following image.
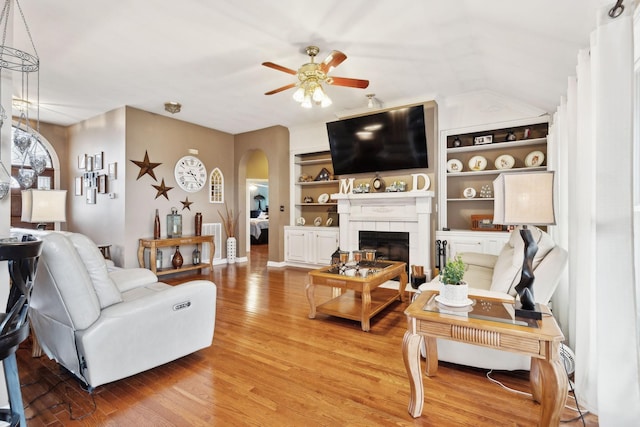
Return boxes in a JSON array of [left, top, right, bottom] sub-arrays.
[[86, 155, 94, 172], [75, 176, 83, 196], [86, 187, 96, 204], [108, 162, 117, 180], [95, 151, 104, 170], [98, 175, 107, 194], [78, 154, 87, 170], [473, 135, 493, 145]]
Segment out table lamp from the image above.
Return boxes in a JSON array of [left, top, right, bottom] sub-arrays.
[[493, 171, 555, 320], [21, 189, 67, 230]]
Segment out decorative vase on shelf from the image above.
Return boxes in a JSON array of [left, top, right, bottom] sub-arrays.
[[195, 212, 203, 236], [227, 237, 236, 264], [153, 209, 161, 239], [172, 246, 183, 269], [156, 249, 163, 270]]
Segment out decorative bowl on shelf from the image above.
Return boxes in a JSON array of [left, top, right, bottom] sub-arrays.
[[468, 155, 487, 171], [525, 151, 545, 167], [463, 187, 476, 199], [495, 154, 515, 170], [447, 159, 463, 173]]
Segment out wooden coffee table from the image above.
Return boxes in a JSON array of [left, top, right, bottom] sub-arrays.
[[403, 290, 567, 426], [306, 261, 407, 332]]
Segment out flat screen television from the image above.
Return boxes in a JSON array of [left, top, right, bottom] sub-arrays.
[[326, 104, 428, 176]]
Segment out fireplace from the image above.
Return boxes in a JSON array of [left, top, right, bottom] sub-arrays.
[[333, 191, 435, 280], [359, 231, 409, 272]]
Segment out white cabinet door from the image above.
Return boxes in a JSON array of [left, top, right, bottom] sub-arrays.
[[436, 230, 510, 262], [313, 229, 339, 265], [285, 228, 308, 263]]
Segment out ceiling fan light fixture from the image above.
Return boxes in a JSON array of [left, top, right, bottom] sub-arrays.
[[301, 95, 313, 109], [292, 86, 305, 102], [320, 95, 332, 108], [312, 85, 324, 102]]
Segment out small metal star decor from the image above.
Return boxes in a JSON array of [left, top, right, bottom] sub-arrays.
[[152, 178, 173, 200], [181, 197, 193, 210], [130, 150, 162, 181]]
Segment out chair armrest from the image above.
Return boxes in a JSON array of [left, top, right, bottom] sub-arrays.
[[458, 252, 498, 269], [109, 268, 158, 292]]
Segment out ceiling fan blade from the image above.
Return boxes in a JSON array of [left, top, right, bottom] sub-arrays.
[[262, 61, 297, 75], [327, 76, 370, 89], [320, 50, 347, 72], [265, 83, 297, 95]]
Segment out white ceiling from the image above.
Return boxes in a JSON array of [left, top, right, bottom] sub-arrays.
[[9, 0, 610, 135]]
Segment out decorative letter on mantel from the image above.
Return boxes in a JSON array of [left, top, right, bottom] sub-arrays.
[[411, 173, 431, 191], [339, 178, 355, 194]]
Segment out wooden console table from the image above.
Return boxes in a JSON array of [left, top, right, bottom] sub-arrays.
[[137, 235, 214, 277], [403, 290, 567, 426]]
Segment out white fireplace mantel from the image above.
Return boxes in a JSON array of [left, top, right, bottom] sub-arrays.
[[332, 191, 435, 278]]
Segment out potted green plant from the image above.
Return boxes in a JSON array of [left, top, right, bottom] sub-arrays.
[[439, 255, 469, 304]]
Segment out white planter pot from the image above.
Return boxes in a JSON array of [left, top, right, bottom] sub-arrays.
[[226, 237, 236, 264], [440, 282, 469, 303]]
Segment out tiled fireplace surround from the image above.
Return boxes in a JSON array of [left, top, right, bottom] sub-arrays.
[[333, 191, 435, 280]]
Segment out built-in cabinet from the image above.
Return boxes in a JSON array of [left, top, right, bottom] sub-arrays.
[[284, 226, 339, 268], [436, 116, 550, 260]]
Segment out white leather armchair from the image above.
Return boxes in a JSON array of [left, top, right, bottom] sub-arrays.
[[419, 226, 568, 370], [15, 229, 217, 389]]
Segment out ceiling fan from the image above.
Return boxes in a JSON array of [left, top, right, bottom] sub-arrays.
[[262, 46, 369, 108]]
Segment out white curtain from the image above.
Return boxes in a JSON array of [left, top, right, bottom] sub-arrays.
[[551, 4, 640, 424]]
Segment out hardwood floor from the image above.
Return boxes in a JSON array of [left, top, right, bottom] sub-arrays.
[[17, 244, 598, 426]]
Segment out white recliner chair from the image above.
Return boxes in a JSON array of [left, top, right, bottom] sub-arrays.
[[419, 226, 568, 370], [15, 229, 217, 389]]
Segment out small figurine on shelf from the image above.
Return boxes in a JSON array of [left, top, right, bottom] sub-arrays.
[[480, 184, 493, 198], [453, 136, 462, 147], [506, 130, 517, 141]]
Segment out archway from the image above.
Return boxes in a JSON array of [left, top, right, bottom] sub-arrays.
[[243, 149, 269, 262]]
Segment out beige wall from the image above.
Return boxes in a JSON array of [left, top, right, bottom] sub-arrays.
[[246, 150, 268, 179], [234, 126, 289, 262], [66, 106, 235, 268], [67, 107, 127, 263]]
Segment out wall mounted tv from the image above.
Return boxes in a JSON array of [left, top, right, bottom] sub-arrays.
[[326, 104, 428, 176]]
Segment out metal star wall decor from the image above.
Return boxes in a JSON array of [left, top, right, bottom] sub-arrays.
[[152, 178, 173, 200], [181, 197, 193, 210], [130, 150, 161, 181]]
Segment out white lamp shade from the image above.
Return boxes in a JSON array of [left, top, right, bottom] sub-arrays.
[[21, 189, 67, 223], [493, 171, 555, 225]]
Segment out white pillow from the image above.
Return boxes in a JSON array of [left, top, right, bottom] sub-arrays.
[[69, 233, 123, 308]]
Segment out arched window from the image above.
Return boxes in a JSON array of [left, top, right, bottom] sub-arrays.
[[210, 167, 224, 203], [10, 124, 56, 228]]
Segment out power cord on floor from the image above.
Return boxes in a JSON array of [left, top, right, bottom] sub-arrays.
[[486, 370, 588, 425], [19, 349, 97, 421]]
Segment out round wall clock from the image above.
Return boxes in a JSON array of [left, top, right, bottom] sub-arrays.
[[174, 155, 207, 192]]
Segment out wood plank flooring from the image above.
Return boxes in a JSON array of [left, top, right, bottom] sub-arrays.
[[17, 245, 598, 426]]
